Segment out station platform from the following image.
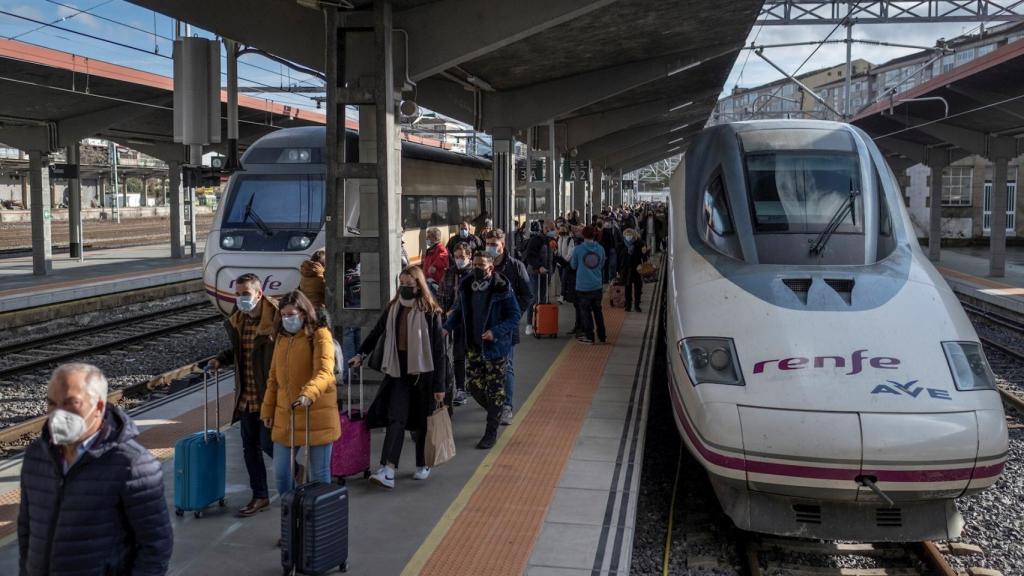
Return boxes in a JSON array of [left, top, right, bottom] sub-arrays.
[[0, 273, 661, 576], [936, 246, 1024, 314], [0, 243, 204, 313]]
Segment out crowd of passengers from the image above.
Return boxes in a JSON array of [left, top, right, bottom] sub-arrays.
[[15, 203, 667, 575]]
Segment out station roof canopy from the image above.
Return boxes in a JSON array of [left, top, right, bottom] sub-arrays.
[[126, 0, 763, 172], [0, 38, 325, 161], [852, 38, 1024, 170]]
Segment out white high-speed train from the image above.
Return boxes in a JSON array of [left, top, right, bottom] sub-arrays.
[[203, 126, 493, 313], [668, 120, 1007, 541]]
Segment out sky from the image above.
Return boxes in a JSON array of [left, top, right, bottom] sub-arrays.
[[0, 0, 326, 112], [722, 18, 990, 96], [0, 1, 1004, 116]]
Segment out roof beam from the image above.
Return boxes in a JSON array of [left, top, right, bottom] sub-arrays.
[[945, 85, 1024, 122], [57, 97, 171, 147], [887, 115, 987, 155], [481, 44, 740, 129], [576, 119, 682, 160], [126, 0, 323, 69], [563, 99, 679, 150], [874, 136, 929, 164], [601, 132, 690, 168], [396, 0, 623, 81], [620, 146, 683, 173], [414, 77, 476, 125]]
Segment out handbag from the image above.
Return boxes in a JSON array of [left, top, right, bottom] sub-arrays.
[[367, 332, 385, 372], [425, 404, 456, 467], [638, 262, 656, 277]]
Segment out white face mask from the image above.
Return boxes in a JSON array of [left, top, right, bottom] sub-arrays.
[[49, 405, 97, 446], [455, 259, 470, 270], [236, 294, 258, 313], [282, 314, 304, 334]]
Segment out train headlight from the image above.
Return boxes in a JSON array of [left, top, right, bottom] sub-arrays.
[[942, 341, 997, 391], [277, 148, 313, 163], [678, 337, 744, 386], [221, 235, 243, 249], [287, 235, 313, 250]]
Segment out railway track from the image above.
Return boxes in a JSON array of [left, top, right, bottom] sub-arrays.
[[0, 361, 225, 452], [959, 301, 1024, 415], [0, 303, 221, 381], [743, 536, 959, 576]]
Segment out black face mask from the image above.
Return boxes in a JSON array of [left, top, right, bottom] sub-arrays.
[[399, 286, 418, 300], [473, 268, 489, 281]]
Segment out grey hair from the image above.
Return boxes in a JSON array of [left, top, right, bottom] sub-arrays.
[[50, 363, 108, 406]]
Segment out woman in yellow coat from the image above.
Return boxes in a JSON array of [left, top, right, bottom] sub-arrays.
[[260, 290, 339, 494]]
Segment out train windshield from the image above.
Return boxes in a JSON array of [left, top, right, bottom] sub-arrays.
[[222, 174, 325, 231], [746, 152, 862, 234]]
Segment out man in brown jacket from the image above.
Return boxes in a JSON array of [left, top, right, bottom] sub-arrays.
[[209, 273, 278, 517]]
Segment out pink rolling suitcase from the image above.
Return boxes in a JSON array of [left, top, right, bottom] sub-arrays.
[[331, 367, 371, 479]]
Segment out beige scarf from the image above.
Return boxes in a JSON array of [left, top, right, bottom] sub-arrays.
[[381, 302, 434, 378]]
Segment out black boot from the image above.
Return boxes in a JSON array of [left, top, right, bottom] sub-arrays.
[[476, 409, 500, 449]]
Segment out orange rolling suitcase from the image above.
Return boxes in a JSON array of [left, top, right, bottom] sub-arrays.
[[533, 273, 558, 338]]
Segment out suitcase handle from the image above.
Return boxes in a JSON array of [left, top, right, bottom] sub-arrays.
[[346, 366, 363, 418], [289, 404, 312, 486], [538, 272, 550, 305], [202, 367, 221, 442]]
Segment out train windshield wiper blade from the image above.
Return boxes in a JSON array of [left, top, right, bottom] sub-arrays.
[[242, 194, 275, 237], [809, 189, 859, 256]]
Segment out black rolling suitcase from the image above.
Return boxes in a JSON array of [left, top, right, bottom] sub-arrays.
[[281, 405, 349, 575]]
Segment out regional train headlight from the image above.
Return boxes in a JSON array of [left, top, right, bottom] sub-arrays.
[[287, 235, 313, 250], [942, 341, 997, 391], [221, 235, 243, 250], [678, 337, 744, 386]]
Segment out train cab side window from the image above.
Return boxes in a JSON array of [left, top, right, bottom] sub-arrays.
[[703, 172, 734, 236]]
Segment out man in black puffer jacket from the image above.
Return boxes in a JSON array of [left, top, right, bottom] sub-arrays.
[[19, 363, 172, 576]]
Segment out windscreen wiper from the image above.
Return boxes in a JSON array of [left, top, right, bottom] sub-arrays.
[[809, 188, 859, 256], [242, 194, 274, 238]]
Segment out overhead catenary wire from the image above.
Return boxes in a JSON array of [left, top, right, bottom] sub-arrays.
[[0, 7, 322, 108], [749, 17, 847, 116], [39, 0, 325, 89], [9, 0, 114, 40]]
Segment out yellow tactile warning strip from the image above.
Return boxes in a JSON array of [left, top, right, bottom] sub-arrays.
[[411, 301, 628, 576], [938, 266, 1017, 290], [0, 393, 232, 542]]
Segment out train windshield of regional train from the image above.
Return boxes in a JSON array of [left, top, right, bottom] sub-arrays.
[[718, 127, 897, 266], [218, 173, 325, 252]]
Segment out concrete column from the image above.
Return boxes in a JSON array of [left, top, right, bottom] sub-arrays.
[[29, 151, 52, 275], [67, 143, 83, 259], [492, 128, 515, 235], [590, 163, 602, 217], [573, 176, 586, 223], [990, 157, 1009, 277], [548, 119, 560, 220], [927, 161, 945, 262], [20, 172, 29, 208], [169, 161, 186, 258]]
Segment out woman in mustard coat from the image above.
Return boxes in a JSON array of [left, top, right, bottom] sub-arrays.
[[260, 290, 339, 494]]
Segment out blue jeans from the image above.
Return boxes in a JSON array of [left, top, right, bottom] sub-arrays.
[[504, 346, 515, 409], [273, 441, 332, 495]]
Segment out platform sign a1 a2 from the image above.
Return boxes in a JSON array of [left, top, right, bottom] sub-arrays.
[[563, 159, 590, 181]]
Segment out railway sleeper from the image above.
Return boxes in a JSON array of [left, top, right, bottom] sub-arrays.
[[758, 538, 910, 558]]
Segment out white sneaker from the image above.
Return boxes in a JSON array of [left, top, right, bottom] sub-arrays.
[[500, 405, 513, 425], [413, 467, 431, 480], [525, 325, 535, 336], [370, 466, 395, 489], [557, 296, 564, 304]]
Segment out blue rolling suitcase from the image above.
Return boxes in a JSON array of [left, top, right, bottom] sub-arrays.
[[282, 405, 349, 575], [173, 368, 226, 518]]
